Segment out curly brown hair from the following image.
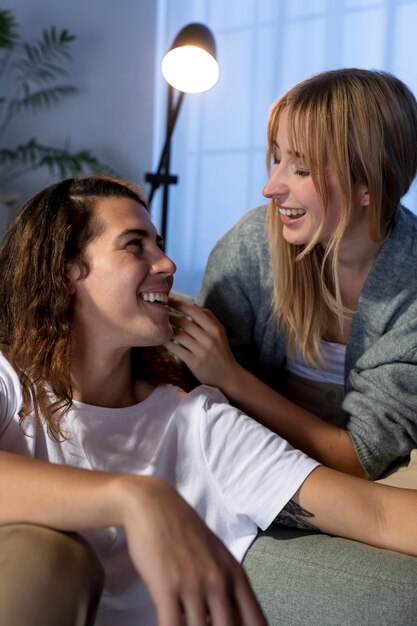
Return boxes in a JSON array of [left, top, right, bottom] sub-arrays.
[[0, 175, 184, 439]]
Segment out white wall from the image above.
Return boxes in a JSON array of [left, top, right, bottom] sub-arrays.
[[1, 0, 158, 235]]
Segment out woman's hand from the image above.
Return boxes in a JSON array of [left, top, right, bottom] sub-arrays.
[[118, 474, 266, 626], [166, 298, 243, 393]]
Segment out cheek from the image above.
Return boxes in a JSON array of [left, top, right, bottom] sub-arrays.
[[74, 272, 118, 306], [298, 178, 319, 202]]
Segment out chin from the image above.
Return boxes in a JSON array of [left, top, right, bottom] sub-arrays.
[[131, 324, 173, 348], [283, 233, 309, 246], [283, 227, 318, 247], [152, 325, 174, 346]]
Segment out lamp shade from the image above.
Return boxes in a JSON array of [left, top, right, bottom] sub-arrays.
[[161, 23, 219, 93]]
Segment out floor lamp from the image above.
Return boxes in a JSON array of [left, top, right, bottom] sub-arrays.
[[145, 23, 219, 247]]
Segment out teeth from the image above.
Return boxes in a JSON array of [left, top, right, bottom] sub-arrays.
[[279, 207, 306, 217], [141, 292, 168, 303]]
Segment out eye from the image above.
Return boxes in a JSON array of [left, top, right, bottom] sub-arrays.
[[125, 238, 143, 251], [295, 168, 310, 178], [289, 162, 310, 177]]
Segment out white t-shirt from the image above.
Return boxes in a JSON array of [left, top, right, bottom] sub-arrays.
[[0, 353, 319, 626]]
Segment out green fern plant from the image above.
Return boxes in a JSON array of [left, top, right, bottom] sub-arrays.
[[0, 9, 114, 183]]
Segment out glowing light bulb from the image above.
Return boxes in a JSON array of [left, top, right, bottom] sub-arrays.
[[162, 45, 219, 93]]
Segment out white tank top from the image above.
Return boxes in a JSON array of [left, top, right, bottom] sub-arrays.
[[285, 341, 346, 385]]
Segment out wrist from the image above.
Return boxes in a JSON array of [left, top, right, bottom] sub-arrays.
[[219, 362, 247, 401], [113, 474, 168, 529]]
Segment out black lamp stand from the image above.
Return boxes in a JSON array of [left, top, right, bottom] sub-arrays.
[[145, 85, 185, 247]]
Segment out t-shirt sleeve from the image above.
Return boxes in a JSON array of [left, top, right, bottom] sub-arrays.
[[0, 354, 20, 433], [344, 320, 417, 479], [195, 386, 320, 530], [0, 376, 7, 428]]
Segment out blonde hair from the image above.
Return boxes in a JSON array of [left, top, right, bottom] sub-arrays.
[[266, 68, 417, 363]]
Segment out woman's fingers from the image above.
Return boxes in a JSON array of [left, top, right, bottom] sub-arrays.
[[169, 298, 219, 329], [169, 302, 228, 351], [170, 313, 210, 343], [167, 299, 240, 389]]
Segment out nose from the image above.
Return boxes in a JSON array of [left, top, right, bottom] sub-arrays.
[[262, 164, 289, 199], [150, 248, 176, 276]]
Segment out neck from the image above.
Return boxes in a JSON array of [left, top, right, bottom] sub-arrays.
[[324, 223, 386, 317], [338, 239, 383, 273], [72, 354, 127, 407], [70, 337, 154, 408], [327, 220, 385, 274]]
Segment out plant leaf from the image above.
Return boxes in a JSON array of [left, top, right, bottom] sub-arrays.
[[8, 85, 78, 114], [0, 10, 20, 50], [13, 57, 69, 84], [0, 139, 118, 181], [38, 26, 76, 62], [0, 14, 115, 182]]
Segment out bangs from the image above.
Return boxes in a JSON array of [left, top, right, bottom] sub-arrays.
[[287, 101, 331, 184], [267, 98, 333, 232], [267, 97, 331, 183]]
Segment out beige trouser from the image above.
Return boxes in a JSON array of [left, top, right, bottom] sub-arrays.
[[376, 450, 417, 488], [0, 524, 104, 626]]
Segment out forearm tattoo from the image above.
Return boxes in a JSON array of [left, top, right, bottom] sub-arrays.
[[274, 499, 320, 532]]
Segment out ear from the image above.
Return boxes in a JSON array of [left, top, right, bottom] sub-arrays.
[[356, 184, 369, 208], [65, 263, 81, 295]]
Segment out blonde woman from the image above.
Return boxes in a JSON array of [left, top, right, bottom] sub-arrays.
[[167, 69, 417, 624], [168, 68, 417, 484]]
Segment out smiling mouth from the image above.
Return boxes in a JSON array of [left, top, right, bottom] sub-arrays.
[[139, 292, 169, 304], [279, 207, 306, 219]]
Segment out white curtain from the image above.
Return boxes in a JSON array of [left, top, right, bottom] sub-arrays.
[[151, 0, 417, 295]]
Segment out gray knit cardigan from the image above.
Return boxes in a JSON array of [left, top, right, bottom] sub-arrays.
[[197, 204, 417, 480]]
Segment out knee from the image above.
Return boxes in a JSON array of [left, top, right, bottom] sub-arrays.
[[0, 523, 104, 626]]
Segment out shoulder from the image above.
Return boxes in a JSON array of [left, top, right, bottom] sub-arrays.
[[357, 206, 417, 316], [0, 352, 21, 395], [179, 385, 298, 464], [181, 386, 319, 528], [0, 352, 22, 422], [223, 204, 269, 247], [397, 204, 417, 229], [173, 384, 229, 415], [232, 204, 269, 234], [171, 385, 242, 438], [150, 384, 222, 417], [197, 205, 271, 308], [208, 205, 269, 260], [385, 205, 417, 262]]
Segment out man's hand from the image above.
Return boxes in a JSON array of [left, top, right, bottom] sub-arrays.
[[118, 474, 267, 626]]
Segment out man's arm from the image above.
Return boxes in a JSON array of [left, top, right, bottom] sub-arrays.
[[0, 451, 266, 626], [275, 499, 320, 532], [286, 465, 417, 557]]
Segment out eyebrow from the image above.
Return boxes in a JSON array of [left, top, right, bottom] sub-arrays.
[[273, 140, 305, 160], [113, 228, 163, 247]]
